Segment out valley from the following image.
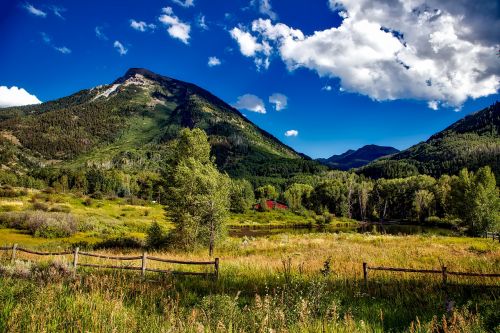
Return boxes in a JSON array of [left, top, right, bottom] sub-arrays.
[[0, 69, 498, 333]]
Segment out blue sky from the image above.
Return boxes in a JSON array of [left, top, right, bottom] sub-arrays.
[[0, 0, 498, 158]]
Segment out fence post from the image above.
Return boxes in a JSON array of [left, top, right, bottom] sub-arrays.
[[73, 247, 79, 270], [442, 266, 447, 287], [363, 262, 368, 288], [142, 252, 147, 277], [214, 257, 219, 280], [11, 244, 18, 263]]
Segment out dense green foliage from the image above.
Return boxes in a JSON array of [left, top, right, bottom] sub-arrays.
[[165, 128, 230, 255], [359, 102, 500, 181]]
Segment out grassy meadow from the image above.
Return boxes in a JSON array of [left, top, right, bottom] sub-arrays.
[[0, 189, 499, 332]]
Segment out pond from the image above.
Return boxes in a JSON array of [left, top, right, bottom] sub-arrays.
[[228, 223, 455, 238]]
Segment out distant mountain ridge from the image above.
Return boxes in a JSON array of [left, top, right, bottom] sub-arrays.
[[318, 144, 399, 170], [359, 102, 500, 180]]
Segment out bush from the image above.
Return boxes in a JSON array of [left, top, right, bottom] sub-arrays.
[[0, 211, 78, 238], [32, 201, 49, 211], [146, 221, 166, 249], [94, 237, 144, 249], [91, 191, 103, 199], [0, 187, 27, 197], [49, 205, 71, 213], [82, 197, 93, 206]]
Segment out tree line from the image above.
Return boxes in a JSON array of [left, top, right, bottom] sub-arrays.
[[0, 128, 498, 256]]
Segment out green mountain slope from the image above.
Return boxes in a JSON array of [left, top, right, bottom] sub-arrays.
[[317, 144, 399, 170], [0, 68, 324, 183], [359, 102, 500, 180]]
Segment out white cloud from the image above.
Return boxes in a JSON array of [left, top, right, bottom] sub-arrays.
[[230, 0, 500, 108], [159, 7, 191, 44], [269, 93, 287, 111], [208, 56, 221, 67], [322, 85, 332, 91], [54, 46, 71, 54], [427, 100, 439, 110], [254, 0, 277, 20], [198, 14, 208, 30], [130, 19, 156, 32], [40, 32, 71, 54], [229, 26, 271, 70], [95, 26, 108, 40], [24, 3, 46, 17], [284, 130, 298, 137], [233, 94, 266, 114], [0, 86, 41, 108], [49, 5, 66, 19], [113, 41, 128, 55], [172, 0, 194, 8]]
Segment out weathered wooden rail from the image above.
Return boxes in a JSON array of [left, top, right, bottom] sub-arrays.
[[1, 244, 219, 279], [362, 262, 500, 287], [485, 232, 500, 242]]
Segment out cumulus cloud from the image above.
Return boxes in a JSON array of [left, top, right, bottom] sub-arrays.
[[269, 93, 287, 111], [257, 0, 277, 20], [24, 3, 46, 17], [130, 19, 156, 32], [208, 56, 221, 67], [322, 85, 332, 91], [95, 26, 108, 40], [172, 0, 194, 8], [233, 94, 266, 114], [159, 7, 191, 44], [427, 100, 439, 110], [231, 0, 500, 107], [113, 41, 128, 55], [284, 130, 298, 137], [229, 26, 271, 70], [0, 86, 41, 108]]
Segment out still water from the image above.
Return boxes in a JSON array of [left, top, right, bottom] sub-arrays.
[[229, 223, 455, 238]]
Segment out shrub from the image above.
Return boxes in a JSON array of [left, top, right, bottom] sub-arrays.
[[82, 198, 93, 206], [32, 201, 49, 211], [49, 205, 71, 213], [146, 221, 166, 249], [91, 191, 103, 199], [0, 187, 27, 197], [94, 237, 144, 249], [0, 211, 78, 238], [25, 212, 78, 238], [30, 261, 73, 283]]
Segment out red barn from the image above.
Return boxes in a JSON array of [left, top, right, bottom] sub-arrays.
[[254, 200, 288, 210]]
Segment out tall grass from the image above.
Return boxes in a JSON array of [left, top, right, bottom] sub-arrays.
[[0, 233, 499, 332]]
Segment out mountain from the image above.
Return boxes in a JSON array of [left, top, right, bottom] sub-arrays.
[[358, 102, 500, 180], [317, 145, 399, 170], [0, 68, 324, 185]]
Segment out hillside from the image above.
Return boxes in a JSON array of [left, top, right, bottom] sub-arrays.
[[359, 102, 500, 179], [0, 68, 324, 184], [318, 145, 399, 170]]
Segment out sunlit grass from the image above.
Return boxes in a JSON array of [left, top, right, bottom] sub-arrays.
[[1, 232, 498, 332]]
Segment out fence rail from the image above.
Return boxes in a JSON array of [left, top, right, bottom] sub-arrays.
[[485, 232, 500, 242], [1, 244, 219, 279], [362, 262, 500, 287]]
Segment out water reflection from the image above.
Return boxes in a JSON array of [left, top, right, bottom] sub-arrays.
[[229, 223, 455, 238]]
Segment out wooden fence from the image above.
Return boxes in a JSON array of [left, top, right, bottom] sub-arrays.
[[362, 262, 500, 287], [0, 244, 219, 279], [485, 232, 500, 242]]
